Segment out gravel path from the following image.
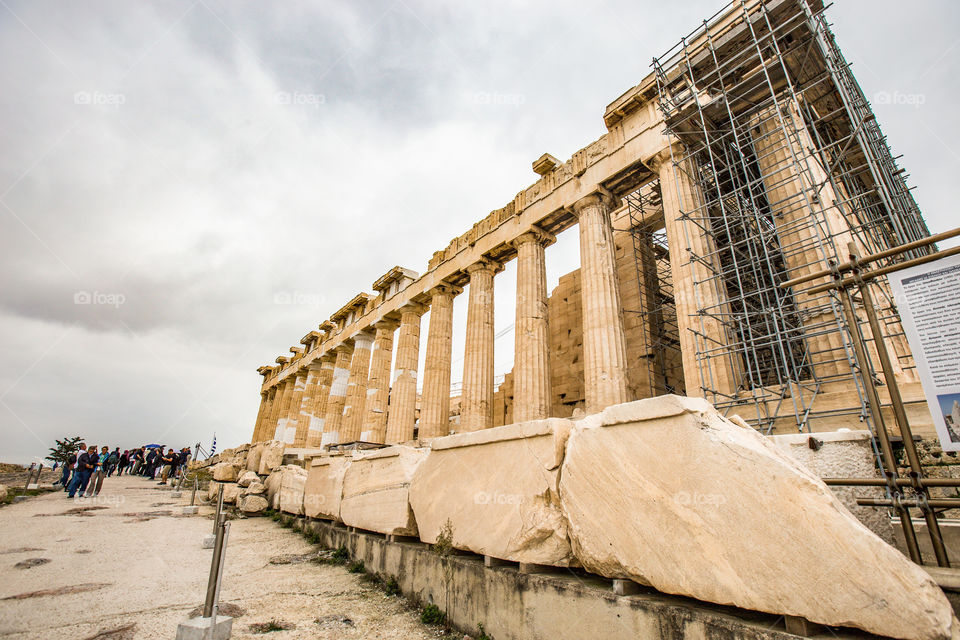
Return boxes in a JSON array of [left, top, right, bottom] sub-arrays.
[[0, 474, 445, 639]]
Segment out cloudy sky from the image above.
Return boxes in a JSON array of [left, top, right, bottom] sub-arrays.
[[1, 0, 957, 463]]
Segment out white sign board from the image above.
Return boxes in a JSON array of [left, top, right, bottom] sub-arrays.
[[887, 252, 960, 451]]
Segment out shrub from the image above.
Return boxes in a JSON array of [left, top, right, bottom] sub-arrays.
[[347, 560, 365, 574], [420, 604, 445, 625]]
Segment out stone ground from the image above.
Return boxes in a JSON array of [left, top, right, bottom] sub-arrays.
[[0, 474, 447, 639]]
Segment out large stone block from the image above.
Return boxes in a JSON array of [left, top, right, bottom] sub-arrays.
[[304, 455, 349, 521], [220, 483, 241, 505], [239, 494, 268, 514], [340, 445, 427, 536], [258, 441, 285, 475], [279, 465, 308, 516], [264, 470, 283, 510], [559, 396, 954, 640], [237, 470, 258, 488], [212, 463, 240, 482], [410, 418, 575, 565], [246, 444, 263, 473]]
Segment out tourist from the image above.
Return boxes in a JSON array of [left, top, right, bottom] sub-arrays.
[[158, 448, 177, 485], [106, 447, 120, 477], [57, 444, 79, 489], [117, 450, 130, 476], [67, 445, 97, 498], [85, 445, 110, 497]]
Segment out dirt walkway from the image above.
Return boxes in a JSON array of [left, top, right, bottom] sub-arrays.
[[0, 475, 445, 639]]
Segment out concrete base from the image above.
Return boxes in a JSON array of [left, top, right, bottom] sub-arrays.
[[171, 491, 182, 498], [175, 615, 232, 640], [13, 496, 27, 503], [784, 615, 823, 637], [26, 483, 38, 490], [201, 534, 216, 549], [182, 505, 199, 515], [612, 578, 642, 595], [293, 518, 876, 640]]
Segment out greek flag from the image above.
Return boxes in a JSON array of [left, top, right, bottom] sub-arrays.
[[210, 435, 217, 455]]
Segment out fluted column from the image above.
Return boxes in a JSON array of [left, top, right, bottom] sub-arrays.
[[293, 368, 320, 447], [251, 391, 269, 443], [512, 231, 554, 422], [282, 370, 308, 445], [254, 388, 275, 442], [385, 303, 425, 443], [341, 331, 374, 443], [461, 259, 502, 431], [306, 357, 335, 448], [419, 284, 461, 439], [322, 343, 354, 446], [651, 148, 738, 401], [574, 193, 630, 414], [272, 377, 295, 441], [361, 320, 398, 443]]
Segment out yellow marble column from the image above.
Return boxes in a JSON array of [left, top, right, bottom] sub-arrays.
[[419, 284, 461, 439], [271, 377, 295, 441], [322, 343, 354, 446], [574, 193, 631, 414], [651, 147, 738, 401], [460, 259, 502, 431], [361, 320, 398, 443], [512, 231, 554, 422], [385, 303, 425, 443], [341, 331, 374, 443], [282, 370, 308, 445], [250, 391, 269, 443], [306, 357, 335, 448], [293, 368, 320, 448]]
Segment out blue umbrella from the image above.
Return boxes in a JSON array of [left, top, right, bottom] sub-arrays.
[[144, 444, 163, 449]]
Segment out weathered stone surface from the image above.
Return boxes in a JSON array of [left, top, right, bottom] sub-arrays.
[[220, 483, 241, 505], [264, 470, 284, 510], [242, 481, 266, 496], [207, 481, 222, 502], [559, 396, 955, 640], [239, 494, 268, 514], [769, 429, 894, 545], [340, 446, 427, 535], [410, 418, 575, 565], [246, 444, 263, 473], [258, 441, 285, 476], [304, 455, 348, 520], [0, 484, 7, 501], [279, 466, 308, 516], [237, 470, 259, 488], [212, 463, 240, 482]]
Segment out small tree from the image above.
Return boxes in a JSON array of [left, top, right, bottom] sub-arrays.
[[45, 436, 84, 465]]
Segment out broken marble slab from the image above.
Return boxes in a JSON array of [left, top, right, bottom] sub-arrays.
[[340, 445, 427, 536], [278, 465, 308, 516], [559, 395, 955, 640], [258, 441, 285, 476], [410, 418, 575, 565], [304, 454, 349, 521]]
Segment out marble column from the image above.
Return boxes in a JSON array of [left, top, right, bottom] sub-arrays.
[[293, 368, 320, 448], [251, 391, 269, 443], [282, 370, 308, 445], [341, 331, 374, 443], [272, 377, 295, 441], [361, 320, 398, 443], [651, 147, 738, 400], [258, 388, 277, 442], [306, 357, 335, 448], [322, 343, 354, 446], [512, 231, 554, 423], [574, 193, 630, 414], [419, 284, 461, 439], [460, 259, 502, 431], [385, 303, 424, 444]]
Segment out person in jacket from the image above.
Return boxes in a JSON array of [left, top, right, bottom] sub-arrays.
[[67, 445, 97, 498]]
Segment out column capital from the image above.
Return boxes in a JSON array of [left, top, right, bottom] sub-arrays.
[[465, 257, 505, 276], [398, 300, 428, 317], [646, 143, 684, 172], [428, 282, 464, 298], [571, 189, 618, 215], [331, 341, 355, 355], [511, 227, 556, 250], [372, 317, 400, 332]]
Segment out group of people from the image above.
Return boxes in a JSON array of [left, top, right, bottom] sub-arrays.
[[55, 443, 194, 499]]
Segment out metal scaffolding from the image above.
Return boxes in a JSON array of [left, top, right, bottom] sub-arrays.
[[649, 0, 928, 434]]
